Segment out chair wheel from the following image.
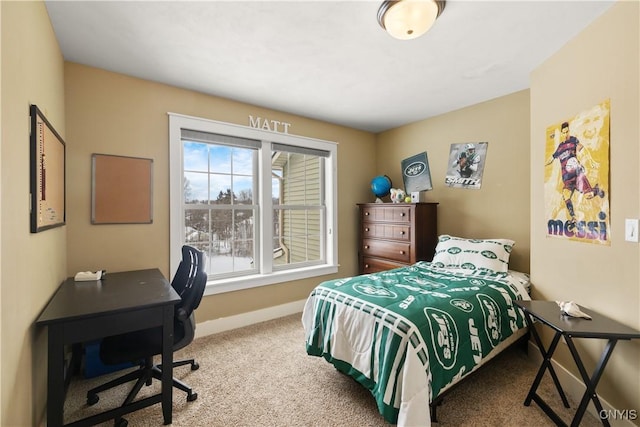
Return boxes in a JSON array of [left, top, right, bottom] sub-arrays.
[[87, 393, 99, 406], [191, 362, 199, 371], [115, 418, 128, 427], [187, 392, 198, 402]]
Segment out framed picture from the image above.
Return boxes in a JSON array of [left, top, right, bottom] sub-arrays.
[[30, 105, 66, 233], [91, 154, 153, 224]]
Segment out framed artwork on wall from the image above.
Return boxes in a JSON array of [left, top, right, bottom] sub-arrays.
[[30, 104, 66, 233]]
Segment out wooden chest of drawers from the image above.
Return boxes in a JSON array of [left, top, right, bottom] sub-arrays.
[[358, 202, 438, 274]]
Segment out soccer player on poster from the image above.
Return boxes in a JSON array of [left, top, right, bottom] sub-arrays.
[[545, 121, 605, 222], [544, 100, 610, 245]]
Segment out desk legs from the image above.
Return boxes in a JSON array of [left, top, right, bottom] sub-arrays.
[[46, 307, 175, 426], [522, 313, 571, 426], [47, 326, 65, 427], [564, 336, 616, 427], [161, 305, 174, 425], [523, 314, 571, 408], [522, 312, 616, 427]]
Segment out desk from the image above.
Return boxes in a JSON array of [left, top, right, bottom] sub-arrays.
[[514, 300, 640, 427], [36, 269, 181, 427]]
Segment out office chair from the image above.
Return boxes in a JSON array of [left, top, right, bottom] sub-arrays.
[[86, 246, 207, 425]]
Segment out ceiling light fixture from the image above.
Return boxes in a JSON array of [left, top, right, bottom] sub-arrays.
[[377, 0, 446, 40]]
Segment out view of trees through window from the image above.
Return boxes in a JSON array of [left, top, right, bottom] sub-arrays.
[[182, 140, 323, 278], [183, 141, 257, 275]]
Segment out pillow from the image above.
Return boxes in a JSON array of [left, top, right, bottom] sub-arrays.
[[508, 269, 531, 295], [431, 234, 515, 273]]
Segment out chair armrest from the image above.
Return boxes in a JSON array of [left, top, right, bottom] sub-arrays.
[[176, 307, 189, 321]]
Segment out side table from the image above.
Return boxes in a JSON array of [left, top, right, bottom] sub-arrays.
[[514, 300, 640, 427]]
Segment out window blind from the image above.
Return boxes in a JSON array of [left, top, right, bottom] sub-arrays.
[[272, 143, 330, 158], [181, 129, 260, 149]]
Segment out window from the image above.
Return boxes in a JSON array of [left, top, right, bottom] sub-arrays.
[[169, 113, 338, 295]]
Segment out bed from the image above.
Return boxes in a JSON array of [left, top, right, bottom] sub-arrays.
[[302, 235, 531, 426]]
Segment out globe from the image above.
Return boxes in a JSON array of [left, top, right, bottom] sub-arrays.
[[371, 175, 392, 198]]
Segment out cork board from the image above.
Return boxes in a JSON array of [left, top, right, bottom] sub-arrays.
[[91, 154, 153, 224]]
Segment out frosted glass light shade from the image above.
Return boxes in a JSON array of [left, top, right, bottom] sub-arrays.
[[377, 0, 445, 40]]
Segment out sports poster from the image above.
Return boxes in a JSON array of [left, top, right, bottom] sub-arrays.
[[445, 142, 487, 189], [401, 152, 433, 192], [544, 99, 610, 245]]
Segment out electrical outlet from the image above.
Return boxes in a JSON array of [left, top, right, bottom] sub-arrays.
[[625, 219, 639, 242]]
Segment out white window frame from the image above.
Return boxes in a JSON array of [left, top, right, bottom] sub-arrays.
[[169, 113, 338, 295]]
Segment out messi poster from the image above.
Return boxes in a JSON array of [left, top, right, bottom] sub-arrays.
[[544, 100, 610, 245]]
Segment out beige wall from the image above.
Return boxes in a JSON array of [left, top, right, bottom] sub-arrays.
[[530, 1, 639, 418], [376, 90, 531, 273], [64, 63, 377, 321], [1, 1, 67, 426], [2, 0, 638, 425], [1, 3, 3, 423]]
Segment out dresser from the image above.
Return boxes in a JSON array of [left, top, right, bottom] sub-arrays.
[[358, 202, 438, 274]]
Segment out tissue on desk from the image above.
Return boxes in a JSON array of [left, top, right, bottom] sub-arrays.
[[74, 271, 104, 281], [556, 301, 592, 320]]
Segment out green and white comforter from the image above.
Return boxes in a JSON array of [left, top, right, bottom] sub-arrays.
[[302, 261, 530, 426]]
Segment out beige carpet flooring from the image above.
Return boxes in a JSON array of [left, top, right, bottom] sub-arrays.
[[64, 313, 601, 426]]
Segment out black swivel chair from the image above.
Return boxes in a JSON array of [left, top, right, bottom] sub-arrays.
[[86, 246, 207, 425]]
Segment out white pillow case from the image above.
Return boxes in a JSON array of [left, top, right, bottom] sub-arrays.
[[431, 234, 515, 273], [507, 269, 530, 294]]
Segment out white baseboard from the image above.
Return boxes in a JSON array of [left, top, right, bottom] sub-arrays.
[[527, 341, 636, 427], [195, 299, 307, 338]]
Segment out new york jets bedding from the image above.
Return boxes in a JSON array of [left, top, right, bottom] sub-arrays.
[[302, 261, 530, 426]]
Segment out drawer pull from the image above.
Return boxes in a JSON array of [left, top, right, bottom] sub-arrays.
[[400, 212, 406, 217], [400, 231, 405, 235], [400, 251, 405, 255], [365, 212, 370, 216], [365, 227, 370, 232], [364, 264, 369, 269], [364, 245, 370, 249]]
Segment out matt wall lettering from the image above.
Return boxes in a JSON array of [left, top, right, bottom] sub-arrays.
[[248, 115, 291, 134]]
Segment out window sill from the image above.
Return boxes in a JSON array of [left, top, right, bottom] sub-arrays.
[[203, 264, 339, 295]]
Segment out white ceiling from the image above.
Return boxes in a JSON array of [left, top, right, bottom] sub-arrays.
[[45, 0, 614, 133]]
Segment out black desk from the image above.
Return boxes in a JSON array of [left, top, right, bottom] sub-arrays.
[[515, 300, 640, 427], [36, 269, 181, 427]]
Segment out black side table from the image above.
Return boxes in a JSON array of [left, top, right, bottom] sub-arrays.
[[514, 300, 640, 427]]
